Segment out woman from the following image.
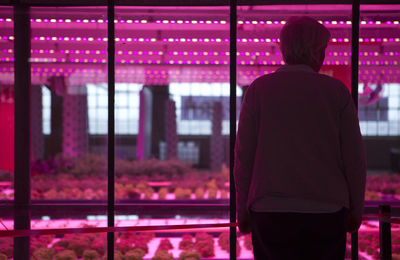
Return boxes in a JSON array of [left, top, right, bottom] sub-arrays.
[[234, 16, 366, 260]]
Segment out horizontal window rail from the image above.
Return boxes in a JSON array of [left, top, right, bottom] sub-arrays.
[[0, 203, 399, 259], [0, 222, 236, 238]]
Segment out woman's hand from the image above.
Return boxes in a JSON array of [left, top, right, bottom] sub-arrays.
[[238, 219, 252, 234], [346, 215, 362, 233]]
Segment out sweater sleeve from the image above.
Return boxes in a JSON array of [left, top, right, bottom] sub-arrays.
[[234, 83, 258, 223], [339, 90, 367, 219]]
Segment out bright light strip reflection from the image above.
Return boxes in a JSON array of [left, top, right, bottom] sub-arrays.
[[1, 57, 398, 66], [0, 18, 399, 25], [3, 35, 398, 43], [3, 67, 400, 76], [2, 49, 400, 58]]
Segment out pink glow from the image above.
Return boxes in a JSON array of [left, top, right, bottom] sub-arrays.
[[3, 17, 400, 26], [1, 48, 397, 61]]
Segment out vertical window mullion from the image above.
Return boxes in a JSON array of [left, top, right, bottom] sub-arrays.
[[351, 0, 361, 259], [13, 3, 31, 260], [229, 0, 237, 260], [107, 0, 115, 259], [352, 0, 360, 109]]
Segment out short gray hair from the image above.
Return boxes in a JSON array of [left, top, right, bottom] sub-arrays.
[[280, 16, 331, 67]]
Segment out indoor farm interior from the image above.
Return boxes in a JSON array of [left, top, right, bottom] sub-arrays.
[[1, 3, 400, 259]]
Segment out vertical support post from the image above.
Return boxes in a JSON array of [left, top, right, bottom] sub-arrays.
[[351, 1, 360, 259], [62, 86, 89, 158], [137, 88, 146, 160], [107, 1, 115, 259], [210, 102, 223, 171], [351, 232, 358, 260], [137, 87, 153, 160], [48, 76, 65, 157], [165, 99, 177, 159], [351, 0, 360, 109], [149, 85, 169, 158], [30, 85, 44, 161], [379, 205, 392, 260], [13, 3, 31, 260], [229, 0, 237, 259]]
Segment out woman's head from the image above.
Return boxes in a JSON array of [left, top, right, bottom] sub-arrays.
[[279, 16, 331, 72]]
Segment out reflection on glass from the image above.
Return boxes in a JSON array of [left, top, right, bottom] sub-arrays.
[[236, 5, 352, 259], [30, 233, 107, 260], [359, 5, 400, 137], [0, 7, 14, 204], [29, 7, 108, 203], [359, 6, 400, 215], [113, 8, 232, 259], [25, 9, 109, 249], [114, 6, 231, 208], [0, 8, 14, 259]]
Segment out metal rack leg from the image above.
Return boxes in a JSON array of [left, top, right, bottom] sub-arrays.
[[379, 205, 392, 260], [351, 232, 358, 260]]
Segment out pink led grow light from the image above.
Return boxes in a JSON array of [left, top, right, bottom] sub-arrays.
[[3, 35, 400, 43], [1, 18, 400, 25], [2, 49, 400, 58]]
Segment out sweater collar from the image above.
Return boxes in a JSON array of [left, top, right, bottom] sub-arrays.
[[275, 64, 316, 74]]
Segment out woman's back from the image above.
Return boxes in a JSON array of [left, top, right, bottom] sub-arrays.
[[246, 65, 354, 213]]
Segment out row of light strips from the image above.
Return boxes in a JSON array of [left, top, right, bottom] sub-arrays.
[[3, 69, 399, 76], [3, 36, 400, 43], [1, 18, 400, 25], [4, 67, 399, 74], [2, 49, 400, 57], [29, 73, 400, 78], [37, 73, 400, 77], [1, 57, 399, 65], [2, 68, 400, 76], [24, 73, 400, 78]]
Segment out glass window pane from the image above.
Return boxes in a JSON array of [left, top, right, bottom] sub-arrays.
[[115, 6, 230, 259], [360, 5, 400, 212], [237, 5, 352, 259], [0, 10, 14, 256], [29, 10, 108, 254]]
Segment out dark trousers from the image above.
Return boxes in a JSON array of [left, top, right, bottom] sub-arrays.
[[249, 207, 348, 260]]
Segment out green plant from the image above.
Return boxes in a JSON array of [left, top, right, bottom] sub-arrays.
[[54, 250, 77, 260], [175, 187, 191, 199], [178, 250, 201, 260], [0, 238, 12, 258], [158, 187, 168, 199], [151, 250, 173, 260], [218, 232, 229, 250], [218, 232, 241, 256], [243, 234, 253, 250], [133, 241, 149, 254], [66, 240, 89, 258], [194, 188, 205, 199], [66, 154, 107, 177], [157, 238, 173, 251], [208, 188, 217, 199], [124, 248, 146, 260], [90, 239, 106, 256], [144, 187, 154, 199], [137, 232, 155, 243], [194, 233, 214, 257], [205, 179, 218, 190], [179, 234, 194, 250], [220, 189, 228, 199], [136, 182, 149, 192], [220, 163, 229, 181], [32, 248, 55, 260], [82, 249, 99, 260]]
